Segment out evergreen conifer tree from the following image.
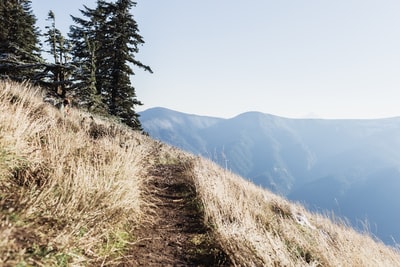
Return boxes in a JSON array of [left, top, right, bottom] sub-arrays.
[[104, 0, 152, 129], [69, 0, 151, 129], [0, 0, 42, 81], [69, 2, 110, 114]]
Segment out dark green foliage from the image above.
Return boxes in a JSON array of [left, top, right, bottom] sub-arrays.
[[0, 0, 42, 81], [69, 0, 151, 130], [106, 0, 152, 130], [0, 0, 151, 130], [69, 2, 108, 113]]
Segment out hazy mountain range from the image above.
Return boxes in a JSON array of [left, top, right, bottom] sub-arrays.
[[140, 107, 400, 245]]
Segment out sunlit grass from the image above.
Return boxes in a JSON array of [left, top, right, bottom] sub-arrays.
[[0, 80, 153, 265], [1, 80, 400, 266], [190, 153, 400, 266]]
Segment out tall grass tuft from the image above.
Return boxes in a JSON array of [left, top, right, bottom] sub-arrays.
[[191, 157, 400, 266], [0, 80, 153, 266]]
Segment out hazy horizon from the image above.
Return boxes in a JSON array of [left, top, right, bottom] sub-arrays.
[[32, 1, 400, 120]]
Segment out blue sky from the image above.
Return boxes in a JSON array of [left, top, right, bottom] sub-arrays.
[[31, 1, 400, 119]]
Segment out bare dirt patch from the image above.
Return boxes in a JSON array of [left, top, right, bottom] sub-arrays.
[[128, 161, 231, 266]]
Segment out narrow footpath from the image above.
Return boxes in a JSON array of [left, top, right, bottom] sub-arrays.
[[128, 160, 231, 266]]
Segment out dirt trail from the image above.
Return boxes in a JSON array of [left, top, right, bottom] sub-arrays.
[[128, 160, 231, 266]]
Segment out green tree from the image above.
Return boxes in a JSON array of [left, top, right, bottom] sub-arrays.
[[69, 0, 151, 129], [69, 2, 110, 114], [0, 0, 42, 81], [104, 0, 152, 129]]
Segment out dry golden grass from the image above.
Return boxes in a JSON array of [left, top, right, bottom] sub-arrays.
[[0, 80, 155, 266], [191, 157, 400, 266], [1, 80, 400, 266]]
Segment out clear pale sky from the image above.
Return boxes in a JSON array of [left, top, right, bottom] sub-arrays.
[[31, 1, 400, 119]]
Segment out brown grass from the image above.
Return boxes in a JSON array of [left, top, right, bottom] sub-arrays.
[[1, 80, 400, 266], [190, 152, 400, 266], [0, 81, 154, 266]]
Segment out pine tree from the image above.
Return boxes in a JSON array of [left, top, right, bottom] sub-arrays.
[[69, 2, 110, 114], [0, 0, 42, 81], [102, 0, 152, 129], [69, 0, 152, 129]]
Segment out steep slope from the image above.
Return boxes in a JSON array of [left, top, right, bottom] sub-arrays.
[[140, 107, 400, 244], [0, 81, 152, 266], [2, 81, 400, 266], [0, 81, 232, 266], [191, 157, 400, 266]]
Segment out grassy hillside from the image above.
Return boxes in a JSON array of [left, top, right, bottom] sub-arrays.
[[1, 80, 400, 266]]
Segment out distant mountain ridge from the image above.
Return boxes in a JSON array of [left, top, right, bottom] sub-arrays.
[[140, 107, 400, 245]]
